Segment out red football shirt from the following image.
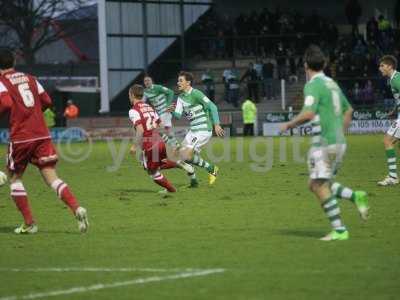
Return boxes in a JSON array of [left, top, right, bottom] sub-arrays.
[[0, 70, 52, 143], [129, 101, 161, 150]]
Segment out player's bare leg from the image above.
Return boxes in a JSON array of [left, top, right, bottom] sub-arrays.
[[9, 173, 38, 234], [309, 179, 349, 241], [40, 167, 89, 233], [378, 134, 399, 186]]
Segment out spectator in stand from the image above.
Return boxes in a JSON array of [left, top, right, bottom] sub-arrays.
[[276, 42, 287, 79], [262, 58, 275, 100], [326, 22, 339, 46], [362, 80, 375, 105], [254, 59, 263, 80], [367, 40, 381, 60], [64, 100, 79, 120], [366, 17, 379, 42], [216, 30, 226, 58], [254, 59, 264, 97], [353, 37, 367, 56], [201, 69, 215, 101], [336, 52, 347, 77], [288, 50, 298, 84], [378, 15, 392, 50], [190, 6, 400, 108], [350, 82, 362, 105], [222, 68, 231, 102], [365, 53, 378, 76], [241, 63, 259, 103], [345, 0, 362, 35], [227, 68, 240, 107], [378, 15, 391, 32]]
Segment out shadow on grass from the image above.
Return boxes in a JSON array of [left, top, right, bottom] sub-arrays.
[[277, 228, 324, 239], [0, 226, 82, 235], [39, 230, 81, 235], [114, 188, 155, 194], [0, 226, 15, 234]]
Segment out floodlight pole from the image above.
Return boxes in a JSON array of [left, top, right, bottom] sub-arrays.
[[98, 0, 110, 114], [180, 0, 185, 69], [142, 0, 148, 73]]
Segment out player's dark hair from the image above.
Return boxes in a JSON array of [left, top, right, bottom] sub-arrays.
[[143, 74, 152, 80], [129, 84, 144, 99], [0, 48, 16, 69], [304, 45, 326, 72], [179, 71, 194, 85], [379, 55, 398, 70]]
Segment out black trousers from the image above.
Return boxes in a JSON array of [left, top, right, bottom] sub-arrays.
[[243, 123, 254, 136], [247, 83, 259, 102]]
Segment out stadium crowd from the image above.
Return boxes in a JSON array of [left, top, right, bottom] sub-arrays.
[[191, 6, 400, 108]]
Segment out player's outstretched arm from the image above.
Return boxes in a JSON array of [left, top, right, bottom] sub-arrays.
[[343, 107, 353, 131], [207, 101, 224, 136], [280, 111, 315, 133], [163, 86, 175, 106], [196, 91, 224, 137]]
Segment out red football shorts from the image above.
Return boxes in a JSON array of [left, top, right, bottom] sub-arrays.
[[7, 138, 58, 175], [142, 140, 167, 172]]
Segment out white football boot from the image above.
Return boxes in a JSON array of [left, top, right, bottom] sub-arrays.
[[14, 223, 38, 234], [377, 176, 399, 186], [75, 207, 89, 233]]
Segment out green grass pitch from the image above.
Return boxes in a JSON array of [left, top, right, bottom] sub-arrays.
[[0, 135, 399, 300]]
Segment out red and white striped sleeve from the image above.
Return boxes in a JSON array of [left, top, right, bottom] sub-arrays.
[[0, 81, 12, 114]]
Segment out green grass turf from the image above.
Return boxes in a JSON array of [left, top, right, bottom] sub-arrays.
[[0, 135, 399, 300]]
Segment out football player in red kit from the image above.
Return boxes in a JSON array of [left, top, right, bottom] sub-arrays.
[[0, 48, 88, 234], [128, 84, 194, 193]]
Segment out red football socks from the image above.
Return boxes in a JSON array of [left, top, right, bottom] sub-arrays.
[[153, 174, 176, 192], [11, 181, 34, 225], [51, 179, 79, 213]]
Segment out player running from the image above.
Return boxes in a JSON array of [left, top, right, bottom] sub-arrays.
[[143, 76, 176, 141], [166, 71, 224, 185], [280, 45, 369, 241], [377, 55, 400, 186], [0, 48, 88, 234], [129, 84, 195, 193]]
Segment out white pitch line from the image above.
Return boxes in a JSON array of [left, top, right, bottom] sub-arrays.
[[0, 267, 204, 273], [0, 268, 225, 300]]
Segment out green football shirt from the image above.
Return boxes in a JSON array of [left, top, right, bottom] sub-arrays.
[[144, 84, 174, 116], [302, 73, 351, 146], [173, 87, 220, 132], [390, 71, 400, 118]]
